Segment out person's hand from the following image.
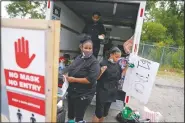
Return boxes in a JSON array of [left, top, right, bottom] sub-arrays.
[[101, 66, 107, 73], [98, 34, 105, 39], [101, 34, 105, 38], [122, 65, 128, 76], [66, 76, 76, 83], [123, 38, 133, 54]]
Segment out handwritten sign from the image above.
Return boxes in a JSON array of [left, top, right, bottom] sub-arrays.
[[122, 54, 160, 104]]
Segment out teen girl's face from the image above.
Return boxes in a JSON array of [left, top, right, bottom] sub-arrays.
[[82, 42, 93, 52], [81, 41, 93, 57], [110, 52, 121, 62]]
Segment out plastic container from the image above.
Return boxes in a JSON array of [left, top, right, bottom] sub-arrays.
[[59, 62, 65, 74], [122, 106, 133, 120]]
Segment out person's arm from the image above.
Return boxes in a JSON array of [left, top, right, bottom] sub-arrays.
[[99, 24, 106, 37], [97, 66, 107, 80], [67, 77, 89, 84], [97, 60, 107, 80], [61, 56, 79, 75], [123, 36, 134, 54], [66, 61, 100, 84], [117, 65, 123, 80], [122, 65, 128, 76]]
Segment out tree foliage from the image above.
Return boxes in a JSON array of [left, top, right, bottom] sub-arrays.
[[142, 22, 167, 43], [142, 1, 184, 47], [141, 1, 184, 70], [6, 0, 46, 19]]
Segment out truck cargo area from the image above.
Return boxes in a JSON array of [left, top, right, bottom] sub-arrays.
[[50, 0, 140, 58]]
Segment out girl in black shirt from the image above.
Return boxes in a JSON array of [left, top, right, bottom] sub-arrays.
[[63, 36, 100, 123], [92, 47, 123, 122]]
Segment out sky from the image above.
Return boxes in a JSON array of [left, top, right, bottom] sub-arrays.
[[1, 1, 10, 18]]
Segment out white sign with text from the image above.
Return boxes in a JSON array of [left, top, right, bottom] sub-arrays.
[[2, 27, 46, 122], [123, 54, 160, 104]]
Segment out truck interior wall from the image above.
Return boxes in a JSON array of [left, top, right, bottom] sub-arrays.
[[52, 1, 138, 58], [53, 1, 85, 58], [104, 25, 133, 40]]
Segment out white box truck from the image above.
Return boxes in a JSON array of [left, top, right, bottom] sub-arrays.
[[46, 0, 146, 58], [46, 0, 146, 109]]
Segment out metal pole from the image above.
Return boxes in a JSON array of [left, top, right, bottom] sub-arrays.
[[179, 49, 182, 61], [160, 47, 165, 65], [141, 44, 145, 57]]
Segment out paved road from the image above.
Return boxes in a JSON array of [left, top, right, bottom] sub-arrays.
[[65, 76, 184, 122]]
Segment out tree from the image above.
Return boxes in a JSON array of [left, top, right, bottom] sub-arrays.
[[143, 1, 184, 47], [154, 1, 184, 46], [141, 22, 167, 43], [6, 0, 46, 19]]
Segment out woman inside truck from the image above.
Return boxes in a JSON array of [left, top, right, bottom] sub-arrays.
[[62, 35, 100, 123], [92, 47, 125, 122], [82, 12, 106, 58]]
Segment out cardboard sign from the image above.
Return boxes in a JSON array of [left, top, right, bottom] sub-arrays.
[[1, 19, 60, 122], [122, 55, 160, 104]]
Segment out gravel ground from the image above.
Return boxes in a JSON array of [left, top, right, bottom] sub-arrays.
[[1, 76, 184, 122], [124, 76, 184, 122], [63, 76, 184, 122]]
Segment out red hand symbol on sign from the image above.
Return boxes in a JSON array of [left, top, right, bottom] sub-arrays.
[[14, 37, 36, 69]]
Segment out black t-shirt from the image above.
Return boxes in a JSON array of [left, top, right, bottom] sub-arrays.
[[30, 117, 36, 123], [97, 59, 122, 102], [64, 55, 100, 99], [82, 21, 105, 46], [17, 112, 22, 120]]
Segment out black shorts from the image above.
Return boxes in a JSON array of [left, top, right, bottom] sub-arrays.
[[68, 96, 92, 122], [116, 90, 126, 101], [95, 97, 112, 119]]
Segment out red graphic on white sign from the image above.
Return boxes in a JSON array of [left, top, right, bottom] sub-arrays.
[[7, 91, 45, 116], [4, 69, 45, 94], [14, 37, 36, 69], [2, 28, 46, 122]]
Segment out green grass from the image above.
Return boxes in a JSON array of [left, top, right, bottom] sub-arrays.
[[157, 70, 184, 78], [157, 65, 184, 78]]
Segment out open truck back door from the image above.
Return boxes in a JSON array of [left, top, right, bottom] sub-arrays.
[[45, 0, 147, 110], [132, 1, 146, 55], [46, 0, 146, 55]]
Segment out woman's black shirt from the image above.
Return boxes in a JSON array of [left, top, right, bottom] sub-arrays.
[[64, 55, 100, 99], [97, 59, 122, 102]]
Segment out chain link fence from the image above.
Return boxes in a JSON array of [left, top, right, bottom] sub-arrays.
[[138, 43, 184, 69]]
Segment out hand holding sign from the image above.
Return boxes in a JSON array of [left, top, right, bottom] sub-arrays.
[[101, 66, 107, 73], [123, 35, 137, 54], [14, 37, 36, 69]]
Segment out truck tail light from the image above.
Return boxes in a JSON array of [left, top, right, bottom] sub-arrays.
[[140, 8, 144, 17]]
